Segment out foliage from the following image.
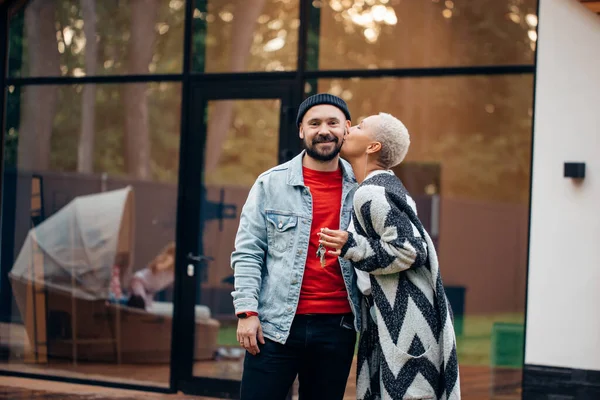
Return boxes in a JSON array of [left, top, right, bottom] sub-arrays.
[[5, 0, 184, 183], [204, 99, 280, 187], [316, 0, 538, 69], [3, 0, 537, 200], [10, 0, 184, 77], [319, 74, 534, 204], [456, 312, 524, 366], [202, 0, 299, 73]]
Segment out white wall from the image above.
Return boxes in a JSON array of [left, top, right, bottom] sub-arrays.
[[526, 0, 600, 370]]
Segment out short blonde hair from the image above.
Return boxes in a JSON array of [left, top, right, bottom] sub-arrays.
[[149, 242, 175, 273], [372, 112, 410, 169]]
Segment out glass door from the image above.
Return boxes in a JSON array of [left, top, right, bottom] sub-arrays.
[[173, 80, 297, 398]]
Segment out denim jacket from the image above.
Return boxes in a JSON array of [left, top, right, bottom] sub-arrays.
[[231, 151, 361, 344]]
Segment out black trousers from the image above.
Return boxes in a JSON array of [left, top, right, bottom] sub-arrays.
[[240, 313, 356, 400]]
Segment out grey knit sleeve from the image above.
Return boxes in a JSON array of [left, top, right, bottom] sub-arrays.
[[340, 184, 427, 275]]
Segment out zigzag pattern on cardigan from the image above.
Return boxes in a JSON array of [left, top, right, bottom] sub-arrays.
[[341, 172, 460, 400]]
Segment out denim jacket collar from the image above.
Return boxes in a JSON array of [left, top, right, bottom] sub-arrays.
[[286, 150, 357, 187]]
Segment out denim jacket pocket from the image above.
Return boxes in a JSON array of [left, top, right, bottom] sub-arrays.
[[265, 211, 298, 253]]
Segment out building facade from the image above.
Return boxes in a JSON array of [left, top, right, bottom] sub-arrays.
[[0, 0, 596, 398]]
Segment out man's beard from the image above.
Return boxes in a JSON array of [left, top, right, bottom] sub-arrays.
[[304, 134, 343, 162]]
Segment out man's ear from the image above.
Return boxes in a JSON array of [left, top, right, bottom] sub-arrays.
[[299, 125, 304, 139], [345, 120, 351, 130]]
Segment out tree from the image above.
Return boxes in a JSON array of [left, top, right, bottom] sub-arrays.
[[78, 0, 98, 173], [123, 0, 160, 180], [204, 0, 267, 175], [17, 0, 60, 171]]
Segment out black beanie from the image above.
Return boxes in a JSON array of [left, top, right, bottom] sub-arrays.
[[296, 93, 351, 126]]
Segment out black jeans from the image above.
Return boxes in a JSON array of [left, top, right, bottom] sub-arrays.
[[240, 313, 356, 400]]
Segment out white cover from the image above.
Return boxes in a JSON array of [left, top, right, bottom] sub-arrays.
[[9, 187, 135, 301]]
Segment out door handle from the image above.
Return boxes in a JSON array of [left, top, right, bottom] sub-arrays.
[[186, 253, 213, 280], [187, 252, 214, 263]]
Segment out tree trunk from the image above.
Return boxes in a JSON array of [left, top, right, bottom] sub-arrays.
[[78, 0, 98, 173], [17, 0, 60, 171], [204, 0, 267, 175], [123, 0, 159, 180]]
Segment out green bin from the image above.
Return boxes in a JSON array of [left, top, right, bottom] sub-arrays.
[[490, 322, 524, 368]]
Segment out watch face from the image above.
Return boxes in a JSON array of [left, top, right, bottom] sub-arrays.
[[238, 313, 247, 319]]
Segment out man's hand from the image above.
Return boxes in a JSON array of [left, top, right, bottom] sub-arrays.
[[236, 315, 265, 355], [318, 228, 349, 256]]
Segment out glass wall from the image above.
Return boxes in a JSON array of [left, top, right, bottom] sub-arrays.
[[318, 74, 533, 398], [193, 0, 300, 72], [1, 80, 182, 386], [1, 0, 183, 388], [8, 0, 185, 77], [192, 98, 282, 382], [311, 0, 538, 69], [0, 0, 536, 397]]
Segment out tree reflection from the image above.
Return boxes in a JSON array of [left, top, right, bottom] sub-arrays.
[[7, 0, 538, 199], [17, 0, 60, 171], [317, 0, 538, 69], [203, 0, 267, 176], [319, 75, 534, 204], [78, 0, 97, 174], [123, 0, 160, 179], [10, 0, 184, 180], [328, 0, 398, 43]]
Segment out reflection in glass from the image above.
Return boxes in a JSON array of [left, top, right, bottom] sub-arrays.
[[193, 99, 281, 380], [313, 0, 538, 70], [8, 0, 185, 77], [0, 83, 182, 387], [204, 99, 281, 184], [193, 0, 299, 72], [318, 75, 533, 398]]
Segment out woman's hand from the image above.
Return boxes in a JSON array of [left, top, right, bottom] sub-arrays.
[[318, 228, 349, 256]]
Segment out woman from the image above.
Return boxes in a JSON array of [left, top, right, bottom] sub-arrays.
[[128, 242, 175, 309], [318, 113, 460, 400]]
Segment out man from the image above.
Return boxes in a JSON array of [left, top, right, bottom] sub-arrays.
[[231, 93, 361, 400]]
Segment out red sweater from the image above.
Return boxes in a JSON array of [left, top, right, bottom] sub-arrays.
[[296, 166, 351, 315]]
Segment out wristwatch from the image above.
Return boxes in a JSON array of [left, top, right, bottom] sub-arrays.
[[237, 311, 258, 319]]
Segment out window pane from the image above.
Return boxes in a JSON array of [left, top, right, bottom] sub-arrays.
[[317, 75, 533, 397], [193, 0, 300, 72], [311, 0, 538, 70], [8, 0, 185, 77], [204, 99, 281, 186], [0, 82, 181, 387], [193, 99, 281, 381]]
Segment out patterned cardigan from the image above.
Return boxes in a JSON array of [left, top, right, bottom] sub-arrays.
[[340, 172, 460, 400]]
